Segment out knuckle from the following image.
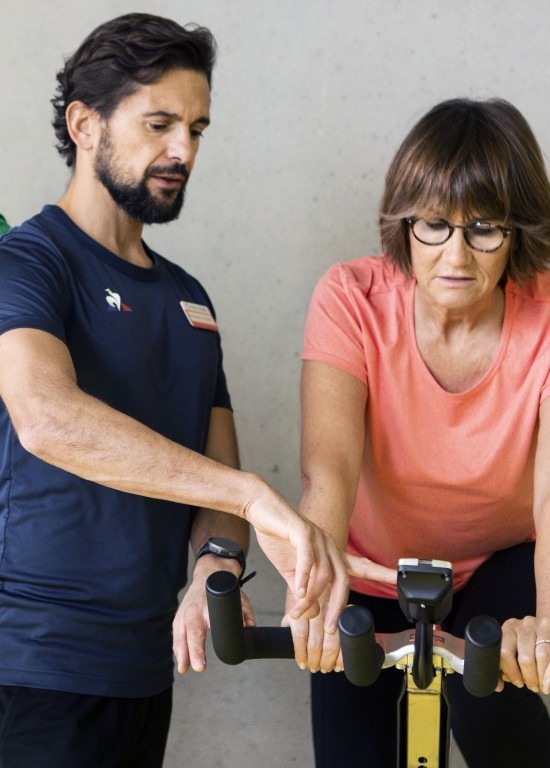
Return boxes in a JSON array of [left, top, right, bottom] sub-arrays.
[[500, 646, 515, 663], [294, 631, 309, 645], [307, 638, 323, 654], [517, 650, 533, 666], [339, 571, 351, 588], [186, 626, 205, 642]]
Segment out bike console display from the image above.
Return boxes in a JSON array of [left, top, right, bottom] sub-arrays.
[[397, 558, 453, 625]]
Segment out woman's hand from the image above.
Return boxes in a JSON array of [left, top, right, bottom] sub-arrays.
[[283, 556, 397, 673], [345, 554, 399, 586], [283, 587, 343, 673], [499, 615, 550, 694]]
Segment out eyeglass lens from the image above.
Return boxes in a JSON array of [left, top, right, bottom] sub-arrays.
[[411, 219, 505, 251]]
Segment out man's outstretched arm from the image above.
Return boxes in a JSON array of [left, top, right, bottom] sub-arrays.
[[0, 327, 349, 626]]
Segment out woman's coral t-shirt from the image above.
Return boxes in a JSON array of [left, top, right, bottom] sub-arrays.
[[303, 256, 550, 598]]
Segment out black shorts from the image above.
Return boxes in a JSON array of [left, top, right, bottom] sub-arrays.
[[0, 685, 172, 768]]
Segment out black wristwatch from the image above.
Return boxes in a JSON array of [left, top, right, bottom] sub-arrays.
[[195, 537, 247, 581]]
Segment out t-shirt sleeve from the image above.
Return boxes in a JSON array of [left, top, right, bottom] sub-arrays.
[[183, 269, 233, 411], [212, 338, 232, 410], [0, 231, 69, 342], [302, 263, 368, 386]]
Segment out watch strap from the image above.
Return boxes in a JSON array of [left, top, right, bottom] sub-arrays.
[[195, 537, 247, 580]]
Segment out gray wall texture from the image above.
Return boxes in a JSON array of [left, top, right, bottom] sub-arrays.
[[2, 1, 550, 765]]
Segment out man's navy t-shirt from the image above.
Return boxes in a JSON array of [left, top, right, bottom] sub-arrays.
[[0, 206, 231, 697]]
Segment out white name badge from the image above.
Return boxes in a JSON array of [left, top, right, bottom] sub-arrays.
[[180, 301, 219, 331]]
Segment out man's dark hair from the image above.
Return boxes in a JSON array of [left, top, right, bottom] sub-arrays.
[[52, 13, 216, 168]]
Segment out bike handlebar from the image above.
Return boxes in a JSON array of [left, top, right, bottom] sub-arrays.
[[206, 570, 294, 663], [206, 571, 502, 697]]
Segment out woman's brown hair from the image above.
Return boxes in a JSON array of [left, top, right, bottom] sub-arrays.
[[379, 98, 550, 283]]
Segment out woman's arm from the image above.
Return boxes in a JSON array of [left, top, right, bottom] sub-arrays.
[[500, 396, 550, 694], [299, 361, 368, 547], [286, 361, 396, 672]]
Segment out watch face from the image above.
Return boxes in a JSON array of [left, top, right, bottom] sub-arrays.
[[209, 537, 242, 557]]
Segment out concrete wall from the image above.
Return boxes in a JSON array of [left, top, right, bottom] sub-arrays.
[[2, 1, 550, 765], [3, 0, 550, 505]]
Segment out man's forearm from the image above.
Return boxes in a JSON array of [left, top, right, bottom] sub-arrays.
[[1, 331, 262, 518]]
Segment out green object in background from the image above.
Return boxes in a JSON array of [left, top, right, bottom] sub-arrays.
[[0, 213, 9, 234]]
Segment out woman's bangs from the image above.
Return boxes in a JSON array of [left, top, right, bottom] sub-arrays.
[[413, 163, 509, 223]]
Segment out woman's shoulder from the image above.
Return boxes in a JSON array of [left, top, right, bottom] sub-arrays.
[[320, 254, 408, 296], [508, 272, 550, 303]]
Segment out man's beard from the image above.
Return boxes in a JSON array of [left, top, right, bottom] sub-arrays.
[[94, 130, 188, 224]]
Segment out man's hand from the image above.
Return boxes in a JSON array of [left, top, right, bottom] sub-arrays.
[[173, 555, 256, 674], [243, 484, 350, 634], [499, 615, 550, 694]]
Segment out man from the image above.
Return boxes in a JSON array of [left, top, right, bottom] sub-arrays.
[[0, 14, 351, 767]]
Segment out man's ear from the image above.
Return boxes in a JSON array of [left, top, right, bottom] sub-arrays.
[[65, 100, 100, 153]]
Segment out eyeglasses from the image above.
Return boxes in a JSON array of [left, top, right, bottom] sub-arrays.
[[406, 218, 513, 253]]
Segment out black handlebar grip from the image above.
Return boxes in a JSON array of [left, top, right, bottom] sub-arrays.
[[245, 627, 295, 660], [463, 615, 502, 697], [206, 571, 247, 665], [338, 605, 384, 686]]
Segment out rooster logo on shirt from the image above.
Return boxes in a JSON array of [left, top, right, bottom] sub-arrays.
[[105, 288, 132, 312]]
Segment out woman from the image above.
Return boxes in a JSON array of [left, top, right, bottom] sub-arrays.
[[289, 98, 550, 767]]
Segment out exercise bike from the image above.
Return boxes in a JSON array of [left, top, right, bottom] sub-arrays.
[[206, 557, 502, 768]]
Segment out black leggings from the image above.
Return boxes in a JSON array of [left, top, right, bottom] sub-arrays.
[[311, 543, 550, 768]]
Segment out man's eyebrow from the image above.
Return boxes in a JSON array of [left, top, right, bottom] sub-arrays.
[[143, 110, 210, 126]]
